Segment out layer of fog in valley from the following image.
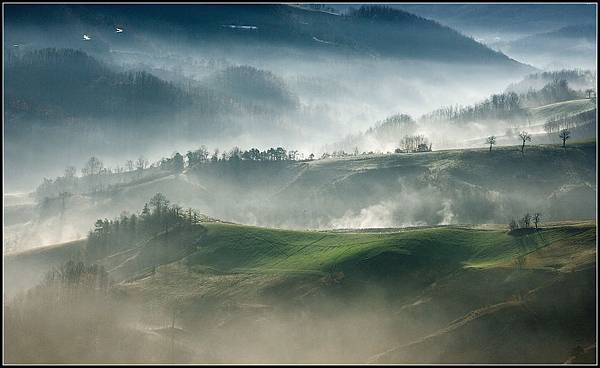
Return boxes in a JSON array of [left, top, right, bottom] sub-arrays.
[[4, 5, 596, 249]]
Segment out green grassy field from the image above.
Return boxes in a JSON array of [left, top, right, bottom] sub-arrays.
[[10, 221, 594, 292], [4, 140, 597, 363], [4, 219, 596, 363]]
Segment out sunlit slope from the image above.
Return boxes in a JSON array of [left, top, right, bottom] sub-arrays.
[[529, 98, 596, 122], [5, 220, 596, 363], [7, 221, 595, 297], [112, 221, 595, 299]]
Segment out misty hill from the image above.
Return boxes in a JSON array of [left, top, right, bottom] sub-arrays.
[[379, 4, 596, 37], [5, 143, 595, 254], [3, 48, 315, 192], [5, 216, 596, 363], [204, 65, 300, 111], [510, 24, 596, 47], [506, 69, 596, 95], [4, 4, 528, 68], [493, 24, 596, 70], [5, 48, 192, 121], [415, 86, 595, 153], [328, 113, 419, 153]]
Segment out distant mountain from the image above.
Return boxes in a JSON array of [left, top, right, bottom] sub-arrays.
[[352, 4, 596, 37], [4, 4, 528, 68], [494, 24, 596, 70], [503, 24, 596, 50]]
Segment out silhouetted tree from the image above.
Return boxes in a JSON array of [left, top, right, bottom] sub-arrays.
[[211, 149, 219, 162], [585, 88, 595, 99], [82, 156, 103, 176], [519, 131, 532, 155], [486, 136, 496, 151], [519, 213, 532, 228], [533, 213, 541, 229], [559, 129, 571, 149], [136, 156, 149, 171]]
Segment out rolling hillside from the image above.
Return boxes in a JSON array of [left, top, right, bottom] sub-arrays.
[[461, 98, 596, 147], [529, 98, 596, 122], [4, 219, 596, 363], [4, 143, 596, 254]]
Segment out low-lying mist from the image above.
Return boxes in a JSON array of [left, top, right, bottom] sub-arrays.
[[4, 38, 530, 193]]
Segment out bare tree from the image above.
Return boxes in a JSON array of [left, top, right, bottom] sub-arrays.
[[519, 213, 532, 229], [125, 160, 134, 172], [518, 131, 532, 155], [82, 156, 103, 176], [533, 213, 541, 229], [559, 128, 571, 149], [485, 136, 496, 151], [211, 149, 220, 162], [585, 88, 595, 99], [136, 156, 149, 171], [64, 166, 77, 178]]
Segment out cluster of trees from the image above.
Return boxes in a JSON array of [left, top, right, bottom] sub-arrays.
[[396, 135, 432, 153], [347, 5, 425, 24], [304, 3, 338, 13], [87, 193, 207, 260], [44, 260, 110, 292], [519, 79, 581, 108], [36, 144, 310, 200], [320, 150, 356, 159], [421, 91, 524, 124], [35, 155, 154, 200], [331, 113, 418, 154], [366, 114, 418, 142], [159, 153, 185, 172], [508, 212, 542, 231], [186, 145, 308, 168], [507, 69, 595, 94], [421, 80, 584, 125]]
